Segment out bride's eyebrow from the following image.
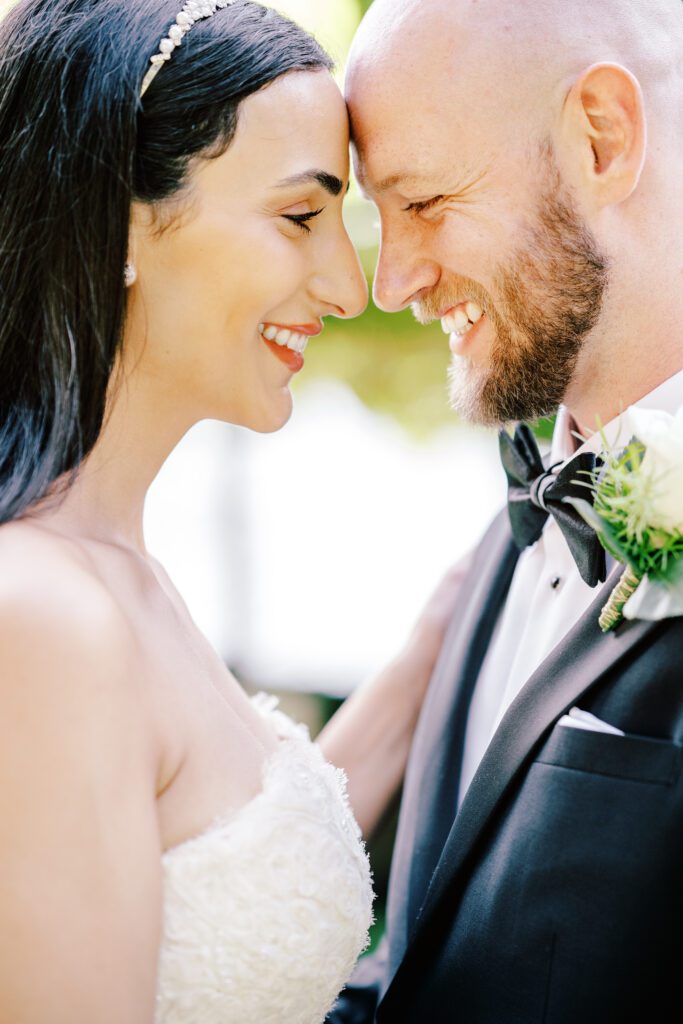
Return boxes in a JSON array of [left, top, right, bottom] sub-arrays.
[[272, 170, 347, 196]]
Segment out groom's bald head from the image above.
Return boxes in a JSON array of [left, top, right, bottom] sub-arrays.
[[347, 0, 682, 131], [346, 0, 683, 428], [347, 0, 683, 218]]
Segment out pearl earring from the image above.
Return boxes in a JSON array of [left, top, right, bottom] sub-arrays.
[[124, 262, 137, 287]]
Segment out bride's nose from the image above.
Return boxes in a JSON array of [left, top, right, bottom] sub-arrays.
[[314, 231, 369, 319]]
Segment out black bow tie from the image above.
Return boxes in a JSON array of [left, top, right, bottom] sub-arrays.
[[498, 424, 606, 588]]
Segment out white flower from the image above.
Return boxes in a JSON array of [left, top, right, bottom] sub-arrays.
[[621, 405, 683, 534], [624, 572, 683, 621]]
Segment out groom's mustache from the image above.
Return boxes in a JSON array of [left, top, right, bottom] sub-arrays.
[[412, 278, 493, 326]]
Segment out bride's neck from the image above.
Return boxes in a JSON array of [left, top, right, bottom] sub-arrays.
[[25, 370, 195, 555]]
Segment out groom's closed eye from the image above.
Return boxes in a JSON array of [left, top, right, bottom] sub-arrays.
[[403, 196, 445, 214]]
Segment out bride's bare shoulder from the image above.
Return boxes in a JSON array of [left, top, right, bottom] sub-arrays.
[[0, 519, 138, 685]]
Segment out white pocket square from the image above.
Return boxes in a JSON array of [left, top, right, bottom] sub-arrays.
[[557, 707, 625, 736]]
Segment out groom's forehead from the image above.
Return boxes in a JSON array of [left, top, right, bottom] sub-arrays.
[[347, 48, 497, 195], [345, 5, 528, 179], [346, 0, 679, 154]]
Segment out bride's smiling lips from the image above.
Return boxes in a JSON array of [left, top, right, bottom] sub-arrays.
[[259, 321, 324, 373]]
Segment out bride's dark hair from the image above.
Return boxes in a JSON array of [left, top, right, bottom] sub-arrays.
[[0, 0, 333, 523]]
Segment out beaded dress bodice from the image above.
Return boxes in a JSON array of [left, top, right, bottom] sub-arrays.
[[155, 694, 374, 1024]]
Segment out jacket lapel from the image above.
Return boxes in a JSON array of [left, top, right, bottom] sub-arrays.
[[407, 563, 662, 956]]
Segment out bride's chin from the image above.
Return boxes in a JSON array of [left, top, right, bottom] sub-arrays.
[[237, 393, 294, 435]]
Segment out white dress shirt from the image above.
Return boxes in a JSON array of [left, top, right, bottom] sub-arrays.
[[457, 369, 683, 807]]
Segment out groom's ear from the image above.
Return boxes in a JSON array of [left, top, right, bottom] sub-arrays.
[[558, 62, 647, 207]]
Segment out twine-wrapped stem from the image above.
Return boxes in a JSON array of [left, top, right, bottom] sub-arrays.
[[599, 565, 641, 633]]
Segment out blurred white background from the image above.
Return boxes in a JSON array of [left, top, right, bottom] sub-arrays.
[[145, 381, 505, 696]]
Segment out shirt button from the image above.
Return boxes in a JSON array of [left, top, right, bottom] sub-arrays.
[[550, 575, 562, 590]]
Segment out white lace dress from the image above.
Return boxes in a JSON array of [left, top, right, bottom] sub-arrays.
[[155, 694, 374, 1024]]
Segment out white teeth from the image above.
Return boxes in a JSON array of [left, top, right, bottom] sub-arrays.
[[261, 324, 310, 355], [466, 301, 483, 324], [440, 309, 469, 334], [441, 301, 485, 337], [441, 311, 466, 334], [289, 333, 308, 354]]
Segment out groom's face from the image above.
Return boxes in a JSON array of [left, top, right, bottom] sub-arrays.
[[346, 10, 608, 427]]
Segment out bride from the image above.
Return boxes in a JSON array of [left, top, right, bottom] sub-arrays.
[[0, 1, 464, 1021]]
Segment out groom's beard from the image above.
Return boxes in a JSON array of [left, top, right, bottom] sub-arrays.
[[414, 176, 608, 427]]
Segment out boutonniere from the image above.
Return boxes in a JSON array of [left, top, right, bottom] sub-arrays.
[[566, 405, 683, 633]]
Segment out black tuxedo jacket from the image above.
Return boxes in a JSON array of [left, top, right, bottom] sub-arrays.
[[328, 510, 683, 1024]]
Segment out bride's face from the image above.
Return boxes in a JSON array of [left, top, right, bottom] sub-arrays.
[[126, 70, 368, 433]]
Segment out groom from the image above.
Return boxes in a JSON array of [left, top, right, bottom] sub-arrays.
[[329, 1, 683, 1021]]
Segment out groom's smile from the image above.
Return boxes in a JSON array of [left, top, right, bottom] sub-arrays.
[[440, 301, 485, 356], [343, 0, 636, 430]]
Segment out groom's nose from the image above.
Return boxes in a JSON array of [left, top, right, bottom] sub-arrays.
[[373, 230, 441, 313]]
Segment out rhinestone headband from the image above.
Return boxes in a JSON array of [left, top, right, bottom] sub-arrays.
[[140, 1, 234, 99]]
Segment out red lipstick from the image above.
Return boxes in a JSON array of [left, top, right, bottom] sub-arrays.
[[262, 338, 304, 373]]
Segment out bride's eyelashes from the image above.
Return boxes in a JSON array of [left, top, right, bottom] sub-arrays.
[[282, 208, 325, 233]]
